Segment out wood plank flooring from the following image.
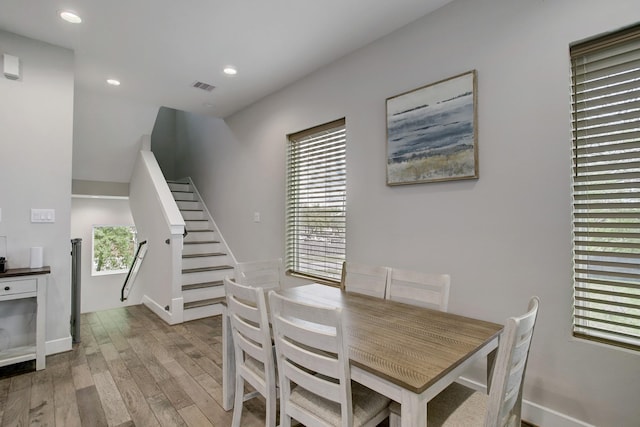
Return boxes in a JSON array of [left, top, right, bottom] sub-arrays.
[[0, 305, 267, 427]]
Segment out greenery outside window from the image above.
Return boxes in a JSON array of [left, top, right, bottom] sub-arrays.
[[286, 118, 346, 283], [571, 24, 640, 351], [92, 225, 137, 276]]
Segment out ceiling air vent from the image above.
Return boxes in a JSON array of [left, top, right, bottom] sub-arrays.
[[192, 81, 215, 92]]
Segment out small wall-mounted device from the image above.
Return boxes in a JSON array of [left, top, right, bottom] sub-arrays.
[[3, 54, 20, 80]]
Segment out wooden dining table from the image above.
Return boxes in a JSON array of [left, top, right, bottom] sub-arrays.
[[221, 283, 503, 427]]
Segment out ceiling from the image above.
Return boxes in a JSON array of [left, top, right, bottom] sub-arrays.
[[0, 0, 453, 118]]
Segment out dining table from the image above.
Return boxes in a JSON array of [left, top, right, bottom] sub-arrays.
[[221, 283, 503, 427]]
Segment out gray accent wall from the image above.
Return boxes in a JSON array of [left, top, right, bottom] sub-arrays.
[[151, 106, 178, 181], [173, 0, 640, 425]]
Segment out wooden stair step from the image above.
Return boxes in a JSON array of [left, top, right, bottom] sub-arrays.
[[185, 229, 215, 233], [180, 208, 204, 212], [184, 297, 226, 310], [182, 252, 226, 259], [182, 280, 223, 291], [182, 265, 233, 274], [167, 180, 190, 184]]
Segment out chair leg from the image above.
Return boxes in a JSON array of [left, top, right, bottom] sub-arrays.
[[389, 412, 401, 427], [280, 402, 291, 427], [265, 385, 277, 427], [231, 375, 245, 427]]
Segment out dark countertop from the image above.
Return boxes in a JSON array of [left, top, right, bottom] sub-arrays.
[[0, 266, 51, 278]]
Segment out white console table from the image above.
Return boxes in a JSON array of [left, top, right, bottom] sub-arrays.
[[0, 266, 49, 370]]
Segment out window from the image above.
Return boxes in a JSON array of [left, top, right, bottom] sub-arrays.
[[92, 225, 137, 275], [571, 24, 640, 351], [286, 119, 346, 283]]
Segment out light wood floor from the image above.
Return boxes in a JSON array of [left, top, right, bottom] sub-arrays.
[[0, 304, 269, 427]]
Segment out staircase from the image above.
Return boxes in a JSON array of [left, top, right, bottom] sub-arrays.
[[167, 179, 234, 322]]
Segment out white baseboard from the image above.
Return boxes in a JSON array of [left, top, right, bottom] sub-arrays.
[[46, 336, 72, 355], [457, 376, 595, 427], [142, 295, 175, 325]]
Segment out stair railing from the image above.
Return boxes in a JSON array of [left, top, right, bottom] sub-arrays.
[[121, 240, 148, 301]]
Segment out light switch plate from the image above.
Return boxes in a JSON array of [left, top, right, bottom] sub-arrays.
[[31, 208, 55, 223]]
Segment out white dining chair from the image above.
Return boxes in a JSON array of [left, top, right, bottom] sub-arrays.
[[389, 296, 540, 427], [269, 290, 391, 427], [340, 261, 390, 299], [235, 258, 284, 290], [385, 268, 450, 311], [224, 276, 278, 427]]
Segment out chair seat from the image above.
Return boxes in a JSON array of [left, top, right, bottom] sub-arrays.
[[427, 382, 488, 426], [244, 353, 278, 381], [390, 382, 488, 427], [244, 356, 266, 379], [290, 381, 390, 427]]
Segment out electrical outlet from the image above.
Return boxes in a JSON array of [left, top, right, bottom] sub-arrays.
[[253, 211, 261, 223]]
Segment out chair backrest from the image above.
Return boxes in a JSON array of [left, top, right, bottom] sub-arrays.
[[340, 261, 390, 298], [235, 258, 284, 290], [269, 291, 353, 427], [485, 297, 540, 427], [386, 268, 450, 311], [223, 276, 276, 392]]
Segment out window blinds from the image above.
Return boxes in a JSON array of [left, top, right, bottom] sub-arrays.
[[286, 119, 346, 282], [571, 25, 640, 351]]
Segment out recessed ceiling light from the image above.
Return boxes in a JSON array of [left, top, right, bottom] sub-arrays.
[[106, 79, 121, 86], [223, 66, 237, 76], [60, 11, 82, 24]]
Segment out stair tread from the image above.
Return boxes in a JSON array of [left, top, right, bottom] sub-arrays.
[[171, 190, 193, 193], [184, 297, 226, 310], [183, 240, 220, 245], [182, 280, 224, 291], [182, 252, 226, 259], [185, 229, 215, 232], [174, 198, 196, 202], [180, 208, 204, 212], [185, 219, 208, 221], [182, 265, 233, 274], [167, 180, 190, 184]]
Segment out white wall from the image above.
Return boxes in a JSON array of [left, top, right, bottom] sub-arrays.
[[72, 87, 158, 183], [0, 31, 74, 353], [70, 197, 141, 313], [176, 1, 640, 425]]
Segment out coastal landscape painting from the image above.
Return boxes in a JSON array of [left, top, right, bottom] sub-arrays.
[[386, 70, 478, 185]]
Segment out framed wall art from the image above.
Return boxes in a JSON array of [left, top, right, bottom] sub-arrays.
[[386, 70, 478, 185]]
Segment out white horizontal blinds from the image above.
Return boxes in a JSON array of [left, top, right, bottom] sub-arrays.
[[286, 119, 346, 282], [571, 24, 640, 351]]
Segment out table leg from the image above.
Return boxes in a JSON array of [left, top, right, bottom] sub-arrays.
[[486, 347, 498, 394], [222, 307, 235, 411], [400, 389, 427, 427]]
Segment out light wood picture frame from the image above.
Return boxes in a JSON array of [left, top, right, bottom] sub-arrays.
[[386, 70, 478, 185]]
